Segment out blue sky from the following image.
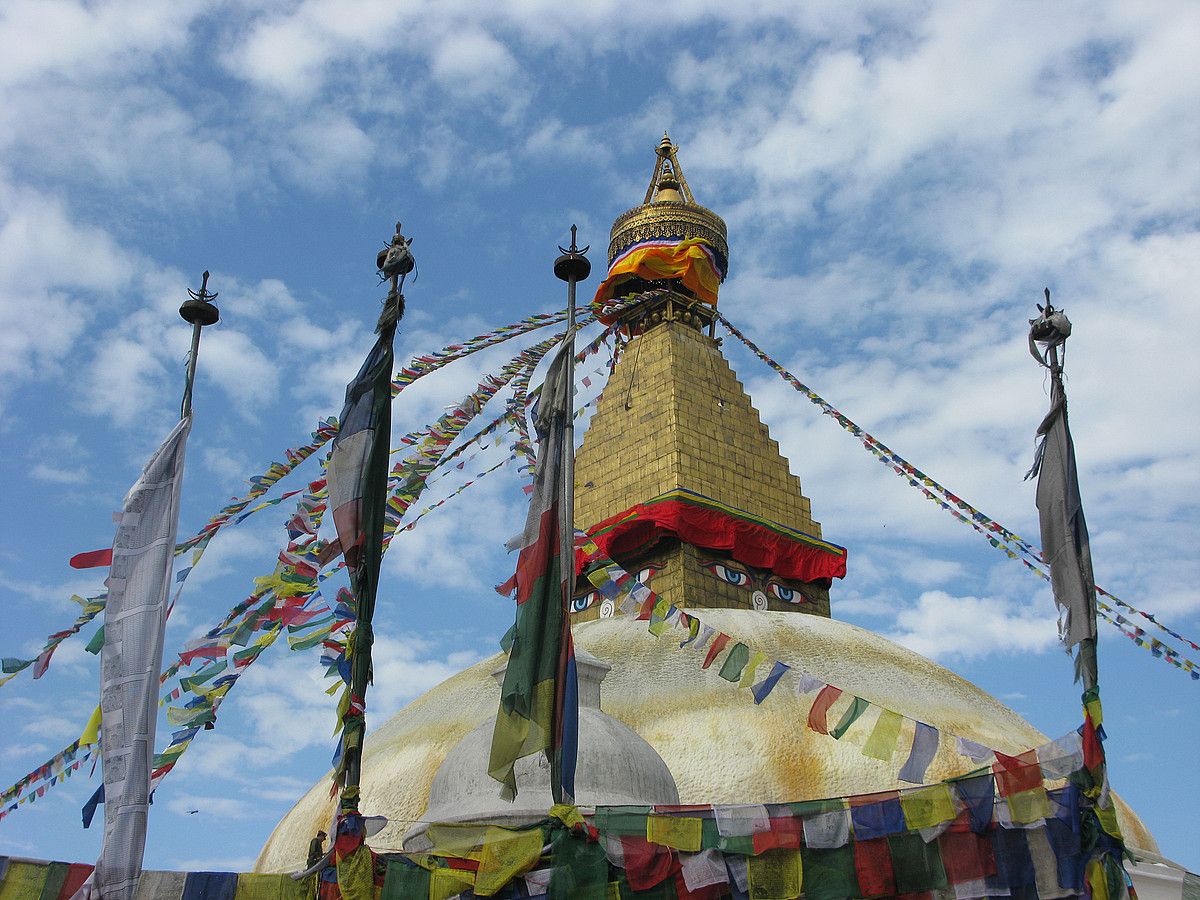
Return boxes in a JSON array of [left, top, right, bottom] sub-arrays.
[[0, 0, 1197, 874]]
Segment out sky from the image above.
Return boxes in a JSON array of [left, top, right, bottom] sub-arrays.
[[0, 0, 1197, 875]]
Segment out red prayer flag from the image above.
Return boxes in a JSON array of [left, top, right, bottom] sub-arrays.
[[992, 748, 1043, 797], [620, 836, 677, 890], [673, 870, 727, 900], [70, 548, 113, 569], [938, 829, 997, 884], [702, 633, 731, 669], [751, 816, 802, 853], [853, 837, 896, 898], [808, 684, 844, 734]]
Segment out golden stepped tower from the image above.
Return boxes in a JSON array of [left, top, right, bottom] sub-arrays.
[[572, 135, 834, 621]]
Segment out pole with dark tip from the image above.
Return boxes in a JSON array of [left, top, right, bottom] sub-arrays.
[[179, 271, 219, 420], [551, 226, 589, 803]]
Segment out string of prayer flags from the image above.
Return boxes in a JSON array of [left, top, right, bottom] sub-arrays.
[[1098, 604, 1199, 679], [718, 310, 1198, 681], [36, 764, 1130, 900], [0, 593, 107, 688]]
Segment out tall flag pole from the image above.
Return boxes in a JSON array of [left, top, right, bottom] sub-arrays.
[[1025, 289, 1098, 689], [489, 227, 589, 803], [81, 274, 215, 900], [1024, 290, 1128, 889], [330, 223, 412, 812]]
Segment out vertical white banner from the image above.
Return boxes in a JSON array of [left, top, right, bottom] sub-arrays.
[[88, 417, 191, 900]]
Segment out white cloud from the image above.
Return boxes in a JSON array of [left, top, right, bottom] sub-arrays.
[[885, 590, 1060, 661]]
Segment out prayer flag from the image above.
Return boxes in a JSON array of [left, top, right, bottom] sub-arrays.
[[489, 338, 578, 802], [829, 696, 869, 740], [849, 794, 905, 840], [325, 303, 399, 798], [992, 749, 1042, 797], [751, 662, 789, 704], [1027, 355, 1098, 682], [899, 783, 956, 830], [852, 838, 895, 898], [702, 634, 731, 669], [807, 685, 843, 735], [69, 549, 113, 570], [898, 721, 939, 783], [717, 643, 751, 682], [736, 650, 768, 688], [746, 849, 802, 900], [861, 709, 903, 761], [88, 417, 191, 900], [647, 815, 703, 852]]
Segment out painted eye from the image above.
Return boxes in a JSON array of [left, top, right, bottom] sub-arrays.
[[571, 591, 598, 612], [711, 564, 748, 587], [635, 565, 662, 584], [767, 583, 800, 603]]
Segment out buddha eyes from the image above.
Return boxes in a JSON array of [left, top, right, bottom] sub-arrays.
[[571, 565, 660, 613]]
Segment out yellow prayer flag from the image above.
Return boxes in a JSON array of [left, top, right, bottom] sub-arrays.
[[739, 651, 770, 688], [861, 708, 903, 761], [0, 862, 48, 900], [474, 827, 544, 896], [427, 823, 489, 860], [429, 867, 475, 900], [548, 804, 587, 831], [899, 783, 957, 829], [1095, 801, 1124, 840], [747, 848, 802, 900], [646, 814, 703, 851], [1085, 696, 1103, 727], [1007, 785, 1051, 825], [234, 873, 287, 900], [1086, 859, 1110, 900], [79, 704, 103, 746], [335, 843, 375, 900]]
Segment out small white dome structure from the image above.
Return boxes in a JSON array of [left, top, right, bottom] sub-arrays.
[[403, 649, 678, 850]]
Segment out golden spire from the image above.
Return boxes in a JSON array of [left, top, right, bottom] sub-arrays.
[[607, 133, 728, 275]]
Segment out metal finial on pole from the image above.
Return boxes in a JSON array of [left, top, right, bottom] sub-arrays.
[[179, 271, 219, 419], [376, 222, 414, 333], [550, 225, 589, 804]]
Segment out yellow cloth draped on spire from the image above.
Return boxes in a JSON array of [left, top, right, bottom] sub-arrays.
[[593, 238, 722, 308]]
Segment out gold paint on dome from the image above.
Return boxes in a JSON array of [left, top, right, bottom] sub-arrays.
[[256, 612, 1158, 873], [607, 133, 729, 274]]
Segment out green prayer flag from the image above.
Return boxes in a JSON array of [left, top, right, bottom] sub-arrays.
[[700, 818, 756, 855], [717, 642, 751, 682], [861, 708, 903, 760], [549, 826, 609, 900], [595, 806, 652, 836], [799, 846, 857, 900], [829, 696, 870, 740], [382, 860, 430, 900], [37, 863, 69, 900], [887, 832, 948, 894], [84, 626, 105, 655]]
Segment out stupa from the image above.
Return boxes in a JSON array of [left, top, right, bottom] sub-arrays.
[[256, 135, 1159, 874]]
